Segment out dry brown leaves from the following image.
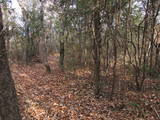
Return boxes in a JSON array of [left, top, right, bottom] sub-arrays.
[[11, 55, 160, 120]]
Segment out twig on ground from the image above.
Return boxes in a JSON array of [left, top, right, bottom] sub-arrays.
[[152, 106, 160, 120]]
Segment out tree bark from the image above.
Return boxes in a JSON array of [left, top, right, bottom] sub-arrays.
[[40, 0, 51, 73], [59, 40, 64, 69], [93, 7, 102, 97], [0, 7, 21, 120]]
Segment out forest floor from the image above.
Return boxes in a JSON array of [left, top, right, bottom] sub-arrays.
[[11, 54, 160, 120]]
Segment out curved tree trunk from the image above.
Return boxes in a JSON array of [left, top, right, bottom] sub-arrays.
[[0, 7, 21, 120]]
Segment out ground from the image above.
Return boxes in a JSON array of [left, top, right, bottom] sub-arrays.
[[11, 55, 160, 120]]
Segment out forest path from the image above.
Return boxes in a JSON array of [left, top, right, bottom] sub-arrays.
[[11, 55, 106, 120], [11, 54, 160, 120]]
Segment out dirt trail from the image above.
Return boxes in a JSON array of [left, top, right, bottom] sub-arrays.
[[11, 55, 160, 120]]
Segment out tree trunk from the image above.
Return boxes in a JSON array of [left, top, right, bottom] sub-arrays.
[[93, 8, 102, 97], [59, 40, 64, 69], [40, 0, 51, 73], [155, 47, 159, 68], [0, 7, 21, 120]]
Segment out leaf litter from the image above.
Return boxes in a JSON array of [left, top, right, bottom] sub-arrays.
[[11, 55, 160, 120]]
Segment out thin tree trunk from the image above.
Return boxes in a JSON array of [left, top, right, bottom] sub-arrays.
[[59, 40, 64, 69], [93, 7, 102, 97], [40, 0, 51, 73]]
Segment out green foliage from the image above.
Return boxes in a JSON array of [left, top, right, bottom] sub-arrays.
[[132, 4, 144, 25], [77, 0, 94, 15]]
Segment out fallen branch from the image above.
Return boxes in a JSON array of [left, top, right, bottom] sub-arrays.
[[152, 106, 160, 120]]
